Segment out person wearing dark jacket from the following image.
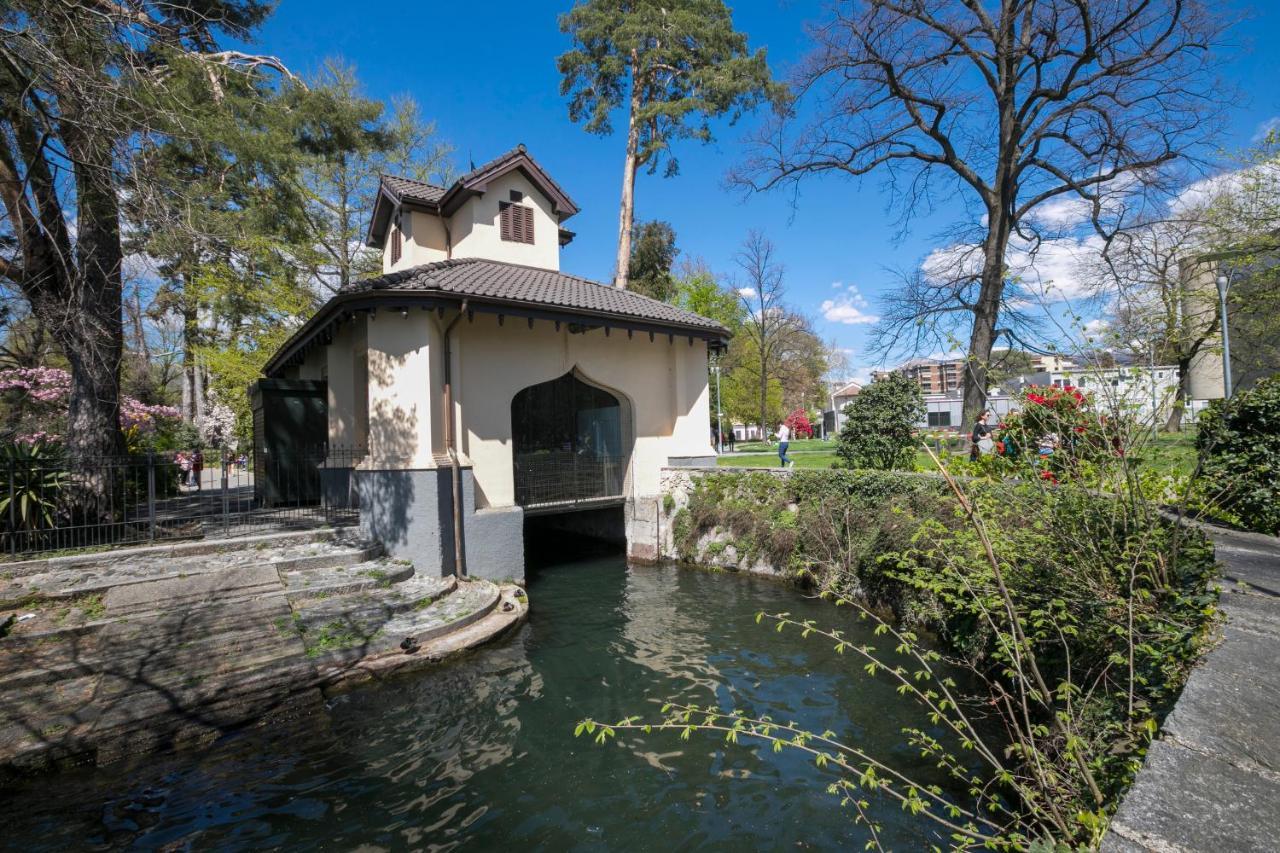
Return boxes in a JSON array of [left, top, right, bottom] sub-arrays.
[[969, 411, 993, 461]]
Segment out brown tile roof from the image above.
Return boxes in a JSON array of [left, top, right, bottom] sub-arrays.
[[377, 144, 578, 218], [379, 174, 447, 205], [341, 258, 728, 333]]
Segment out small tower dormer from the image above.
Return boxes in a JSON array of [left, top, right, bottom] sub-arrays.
[[366, 144, 579, 274]]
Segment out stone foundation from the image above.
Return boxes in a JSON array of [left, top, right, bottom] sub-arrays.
[[356, 466, 525, 582]]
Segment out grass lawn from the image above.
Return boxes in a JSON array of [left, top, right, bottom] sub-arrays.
[[717, 428, 1202, 475]]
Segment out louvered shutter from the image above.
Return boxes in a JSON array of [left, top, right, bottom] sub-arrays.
[[520, 205, 534, 244], [500, 203, 535, 244], [500, 202, 513, 241]]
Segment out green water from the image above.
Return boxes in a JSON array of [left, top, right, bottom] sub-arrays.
[[5, 554, 958, 850]]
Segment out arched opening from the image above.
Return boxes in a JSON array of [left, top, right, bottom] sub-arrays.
[[511, 370, 627, 512]]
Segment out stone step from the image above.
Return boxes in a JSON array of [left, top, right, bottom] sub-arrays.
[[316, 584, 528, 686], [300, 579, 500, 667], [280, 558, 419, 603], [0, 539, 381, 609]]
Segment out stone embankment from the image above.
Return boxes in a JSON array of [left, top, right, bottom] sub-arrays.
[[1103, 522, 1280, 852], [0, 529, 526, 773]]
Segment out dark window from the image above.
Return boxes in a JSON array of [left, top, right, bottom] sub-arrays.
[[509, 190, 524, 202], [927, 411, 952, 427], [500, 202, 535, 244]]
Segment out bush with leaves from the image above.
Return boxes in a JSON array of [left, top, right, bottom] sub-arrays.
[[598, 449, 1219, 848], [1196, 376, 1280, 534], [835, 374, 924, 470]]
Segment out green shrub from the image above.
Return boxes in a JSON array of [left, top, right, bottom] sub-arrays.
[[657, 466, 1220, 847], [834, 374, 924, 470], [1197, 376, 1280, 534]]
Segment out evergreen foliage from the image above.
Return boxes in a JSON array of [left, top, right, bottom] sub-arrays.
[[835, 374, 924, 470], [557, 0, 775, 286], [1197, 376, 1280, 534], [629, 221, 679, 302]]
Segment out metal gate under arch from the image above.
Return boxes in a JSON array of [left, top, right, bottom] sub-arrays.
[[511, 371, 626, 514]]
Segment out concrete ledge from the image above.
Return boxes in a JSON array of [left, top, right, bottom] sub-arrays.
[[1103, 525, 1280, 851]]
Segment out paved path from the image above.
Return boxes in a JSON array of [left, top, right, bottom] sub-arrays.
[[1103, 523, 1280, 852]]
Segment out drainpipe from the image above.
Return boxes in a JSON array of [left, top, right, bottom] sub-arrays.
[[442, 299, 468, 576]]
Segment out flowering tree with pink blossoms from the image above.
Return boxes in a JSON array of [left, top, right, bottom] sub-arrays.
[[0, 367, 179, 450]]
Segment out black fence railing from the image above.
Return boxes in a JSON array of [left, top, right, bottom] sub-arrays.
[[0, 446, 366, 557], [514, 451, 626, 509]]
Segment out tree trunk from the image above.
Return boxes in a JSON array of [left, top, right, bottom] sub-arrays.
[[182, 297, 199, 423], [962, 212, 1012, 430], [56, 125, 125, 461], [1165, 356, 1192, 432], [614, 51, 642, 290]]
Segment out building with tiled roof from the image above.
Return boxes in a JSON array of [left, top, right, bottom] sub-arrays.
[[260, 145, 723, 581]]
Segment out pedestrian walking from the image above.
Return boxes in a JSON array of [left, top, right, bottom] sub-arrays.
[[777, 421, 794, 468], [176, 451, 192, 488], [192, 449, 204, 492]]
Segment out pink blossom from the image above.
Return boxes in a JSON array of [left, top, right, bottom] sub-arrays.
[[0, 366, 180, 434]]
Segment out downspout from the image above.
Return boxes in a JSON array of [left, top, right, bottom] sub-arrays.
[[442, 299, 468, 576]]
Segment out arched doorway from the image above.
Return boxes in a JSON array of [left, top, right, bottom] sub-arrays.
[[511, 370, 627, 512]]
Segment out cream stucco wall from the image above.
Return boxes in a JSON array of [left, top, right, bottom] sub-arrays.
[[325, 324, 357, 448], [381, 170, 562, 275], [450, 313, 714, 509], [362, 312, 446, 469], [451, 171, 561, 271]]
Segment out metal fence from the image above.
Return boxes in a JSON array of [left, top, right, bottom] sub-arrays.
[[0, 446, 365, 557], [514, 451, 626, 511]]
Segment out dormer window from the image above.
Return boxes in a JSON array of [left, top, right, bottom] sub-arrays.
[[500, 202, 534, 244]]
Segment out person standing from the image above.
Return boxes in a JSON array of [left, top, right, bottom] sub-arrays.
[[969, 411, 993, 461], [192, 449, 205, 492], [777, 421, 793, 468]]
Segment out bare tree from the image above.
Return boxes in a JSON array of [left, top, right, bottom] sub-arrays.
[[1082, 215, 1219, 430], [734, 231, 810, 432], [736, 0, 1230, 427]]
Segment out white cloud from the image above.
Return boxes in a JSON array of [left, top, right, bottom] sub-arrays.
[[737, 287, 757, 299], [921, 234, 1104, 304], [821, 295, 880, 325], [1253, 116, 1280, 143], [830, 281, 844, 289]]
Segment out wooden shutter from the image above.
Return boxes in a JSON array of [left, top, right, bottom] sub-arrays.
[[500, 203, 535, 244], [520, 205, 534, 244], [391, 219, 402, 265]]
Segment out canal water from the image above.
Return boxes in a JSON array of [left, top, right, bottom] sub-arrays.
[[5, 552, 958, 851]]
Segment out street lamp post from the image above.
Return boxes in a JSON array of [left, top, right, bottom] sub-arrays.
[[712, 359, 724, 455], [1215, 273, 1234, 400]]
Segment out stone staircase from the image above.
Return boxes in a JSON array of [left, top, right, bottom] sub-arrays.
[[0, 529, 527, 773]]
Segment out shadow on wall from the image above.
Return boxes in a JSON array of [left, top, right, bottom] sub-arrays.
[[357, 352, 422, 551]]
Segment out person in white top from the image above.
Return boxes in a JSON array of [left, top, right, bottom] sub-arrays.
[[777, 422, 793, 468]]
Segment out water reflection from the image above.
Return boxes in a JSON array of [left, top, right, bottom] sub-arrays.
[[5, 555, 955, 851]]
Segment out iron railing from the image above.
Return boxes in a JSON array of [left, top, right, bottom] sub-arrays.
[[0, 446, 365, 557], [514, 451, 626, 510]]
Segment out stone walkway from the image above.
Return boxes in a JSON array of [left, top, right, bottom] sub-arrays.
[[1103, 523, 1280, 852], [0, 529, 527, 772]]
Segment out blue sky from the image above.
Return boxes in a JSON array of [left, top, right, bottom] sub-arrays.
[[242, 1, 1280, 381]]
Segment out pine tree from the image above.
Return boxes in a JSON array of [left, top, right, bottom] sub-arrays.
[[558, 0, 776, 288]]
